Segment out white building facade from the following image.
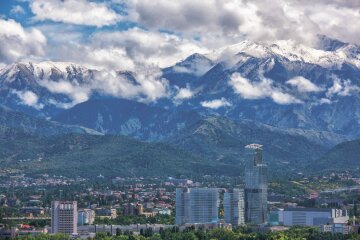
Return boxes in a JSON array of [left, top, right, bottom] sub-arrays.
[[283, 208, 348, 226]]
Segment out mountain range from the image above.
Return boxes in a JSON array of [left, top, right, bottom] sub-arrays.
[[0, 36, 359, 177]]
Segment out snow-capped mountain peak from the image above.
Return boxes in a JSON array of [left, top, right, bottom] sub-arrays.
[[204, 39, 360, 69]]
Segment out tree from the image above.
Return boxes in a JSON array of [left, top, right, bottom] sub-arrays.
[[116, 228, 122, 236]]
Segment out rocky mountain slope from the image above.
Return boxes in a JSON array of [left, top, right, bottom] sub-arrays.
[[0, 105, 100, 136]]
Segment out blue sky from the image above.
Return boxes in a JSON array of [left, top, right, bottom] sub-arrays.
[[0, 0, 359, 70]]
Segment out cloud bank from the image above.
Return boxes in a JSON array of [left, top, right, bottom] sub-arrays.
[[0, 19, 46, 64], [30, 0, 121, 27], [229, 73, 302, 104]]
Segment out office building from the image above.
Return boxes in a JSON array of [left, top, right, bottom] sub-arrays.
[[78, 209, 95, 225], [51, 201, 77, 235], [282, 208, 349, 226], [176, 188, 219, 225], [244, 144, 268, 224], [224, 188, 245, 226]]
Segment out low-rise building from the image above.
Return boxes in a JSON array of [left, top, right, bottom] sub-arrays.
[[320, 223, 358, 234], [20, 207, 45, 216], [95, 208, 117, 219], [282, 208, 348, 227]]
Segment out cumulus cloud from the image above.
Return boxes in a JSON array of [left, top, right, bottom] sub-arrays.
[[174, 87, 195, 100], [93, 67, 168, 102], [326, 76, 360, 97], [0, 19, 46, 64], [90, 28, 208, 69], [123, 0, 360, 47], [30, 0, 121, 27], [230, 73, 302, 104], [12, 90, 44, 109], [319, 98, 332, 105], [286, 76, 323, 93], [201, 98, 231, 109], [39, 79, 90, 105]]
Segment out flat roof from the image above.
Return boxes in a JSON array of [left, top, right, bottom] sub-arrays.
[[284, 208, 333, 213]]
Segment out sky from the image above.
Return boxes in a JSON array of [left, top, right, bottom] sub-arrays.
[[0, 0, 359, 71]]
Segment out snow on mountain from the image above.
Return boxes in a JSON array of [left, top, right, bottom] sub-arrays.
[[204, 39, 360, 69]]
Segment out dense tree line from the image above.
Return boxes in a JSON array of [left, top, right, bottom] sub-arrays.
[[11, 227, 360, 240]]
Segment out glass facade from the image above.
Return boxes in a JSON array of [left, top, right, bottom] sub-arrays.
[[176, 188, 219, 225], [224, 188, 245, 226], [244, 144, 268, 224]]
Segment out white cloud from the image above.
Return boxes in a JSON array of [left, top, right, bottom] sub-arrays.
[[10, 5, 26, 16], [270, 91, 301, 105], [13, 90, 44, 109], [30, 0, 121, 27], [90, 28, 208, 69], [123, 0, 360, 47], [229, 73, 302, 104], [286, 76, 323, 93], [174, 87, 194, 100], [93, 67, 168, 102], [326, 76, 360, 97], [229, 73, 273, 99], [0, 19, 46, 64], [319, 98, 332, 104], [201, 98, 231, 109], [52, 44, 136, 71], [172, 54, 214, 76], [39, 79, 90, 105]]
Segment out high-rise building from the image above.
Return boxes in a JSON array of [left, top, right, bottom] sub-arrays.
[[244, 144, 268, 224], [51, 201, 77, 235], [224, 188, 245, 226], [176, 188, 219, 225], [176, 188, 190, 225]]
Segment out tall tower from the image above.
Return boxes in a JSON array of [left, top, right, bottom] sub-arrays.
[[51, 201, 78, 235], [244, 144, 268, 224], [224, 188, 245, 226]]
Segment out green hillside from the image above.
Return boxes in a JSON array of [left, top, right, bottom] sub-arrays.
[[0, 128, 239, 178], [311, 139, 360, 172]]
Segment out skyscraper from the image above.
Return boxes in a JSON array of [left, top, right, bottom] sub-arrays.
[[176, 188, 219, 225], [51, 201, 78, 235], [224, 188, 245, 226], [244, 144, 268, 224]]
